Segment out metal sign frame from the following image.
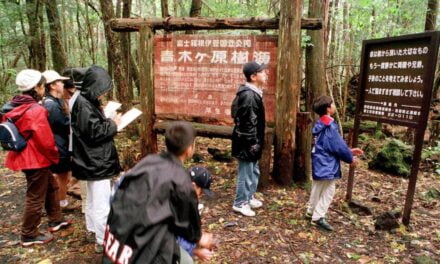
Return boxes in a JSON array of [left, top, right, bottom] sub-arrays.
[[346, 31, 440, 226]]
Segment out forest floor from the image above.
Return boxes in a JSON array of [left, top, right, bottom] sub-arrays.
[[0, 136, 439, 264]]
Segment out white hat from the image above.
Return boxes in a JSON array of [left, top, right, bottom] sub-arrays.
[[42, 70, 69, 84], [16, 69, 43, 92]]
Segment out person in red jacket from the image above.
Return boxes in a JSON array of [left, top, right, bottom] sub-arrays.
[[2, 69, 72, 247]]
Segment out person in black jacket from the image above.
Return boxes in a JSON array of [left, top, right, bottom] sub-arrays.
[[42, 70, 71, 209], [103, 121, 205, 264], [70, 65, 121, 253], [231, 61, 267, 217]]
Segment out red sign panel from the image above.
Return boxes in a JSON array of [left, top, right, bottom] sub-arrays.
[[154, 35, 277, 125]]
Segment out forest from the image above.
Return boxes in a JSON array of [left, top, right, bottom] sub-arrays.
[[0, 0, 439, 263]]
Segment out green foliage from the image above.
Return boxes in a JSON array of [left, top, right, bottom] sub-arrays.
[[423, 187, 440, 201], [368, 139, 413, 177], [414, 256, 438, 264], [422, 141, 440, 175]]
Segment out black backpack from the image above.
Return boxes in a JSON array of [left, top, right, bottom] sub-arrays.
[[0, 105, 35, 151]]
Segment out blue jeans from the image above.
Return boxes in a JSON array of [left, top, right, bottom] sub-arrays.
[[233, 160, 260, 207]]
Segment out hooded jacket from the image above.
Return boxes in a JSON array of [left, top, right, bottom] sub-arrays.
[[231, 83, 266, 161], [70, 65, 120, 180], [2, 95, 59, 171], [312, 115, 353, 180], [103, 152, 202, 264]]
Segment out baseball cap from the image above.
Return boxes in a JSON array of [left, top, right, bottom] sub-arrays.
[[189, 166, 214, 197], [42, 70, 69, 84], [243, 61, 268, 79], [16, 69, 43, 92]]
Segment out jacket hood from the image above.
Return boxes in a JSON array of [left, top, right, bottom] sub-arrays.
[[236, 84, 251, 95], [80, 65, 112, 102], [312, 115, 334, 135]]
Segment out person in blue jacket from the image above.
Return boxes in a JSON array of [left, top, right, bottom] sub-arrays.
[[307, 95, 363, 231]]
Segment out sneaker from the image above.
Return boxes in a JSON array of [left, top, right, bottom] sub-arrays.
[[95, 243, 104, 253], [21, 233, 54, 247], [249, 197, 263, 209], [311, 217, 334, 231], [48, 219, 73, 232], [232, 203, 256, 217], [305, 212, 312, 220]]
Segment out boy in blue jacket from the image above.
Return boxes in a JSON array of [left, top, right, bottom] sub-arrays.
[[307, 96, 363, 231]]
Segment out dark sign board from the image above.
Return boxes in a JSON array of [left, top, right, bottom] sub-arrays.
[[154, 35, 277, 125], [348, 31, 440, 226], [357, 32, 440, 128]]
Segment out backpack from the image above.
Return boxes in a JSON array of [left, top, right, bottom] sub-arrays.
[[0, 105, 35, 151]]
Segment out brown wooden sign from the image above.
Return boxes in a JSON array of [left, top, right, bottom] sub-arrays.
[[154, 34, 277, 125], [357, 32, 439, 128], [348, 31, 440, 226]]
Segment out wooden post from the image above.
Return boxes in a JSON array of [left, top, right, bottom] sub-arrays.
[[293, 112, 312, 183], [273, 0, 303, 185], [258, 129, 273, 190], [139, 26, 157, 156]]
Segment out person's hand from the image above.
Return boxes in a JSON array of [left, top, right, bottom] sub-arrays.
[[351, 148, 364, 156], [199, 232, 214, 249], [193, 248, 214, 262], [350, 156, 358, 168], [113, 113, 122, 127], [249, 144, 261, 155]]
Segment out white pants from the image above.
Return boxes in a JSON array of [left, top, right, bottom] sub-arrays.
[[307, 180, 336, 221], [85, 179, 111, 245]]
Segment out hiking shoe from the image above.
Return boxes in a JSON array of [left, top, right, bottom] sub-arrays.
[[249, 197, 263, 209], [95, 243, 104, 253], [232, 203, 255, 217], [21, 233, 54, 247], [305, 212, 312, 220], [48, 219, 73, 232], [311, 218, 334, 231]]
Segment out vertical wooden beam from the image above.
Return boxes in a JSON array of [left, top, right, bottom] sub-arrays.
[[293, 112, 312, 183], [258, 130, 273, 190], [139, 26, 157, 156], [273, 0, 303, 185]]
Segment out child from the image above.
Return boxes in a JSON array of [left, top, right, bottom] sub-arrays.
[[70, 65, 121, 252], [177, 166, 215, 262], [42, 70, 71, 209], [2, 69, 71, 246], [307, 96, 363, 231], [104, 122, 209, 264]]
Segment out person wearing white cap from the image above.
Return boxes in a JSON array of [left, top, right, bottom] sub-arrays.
[[42, 70, 71, 209], [1, 69, 72, 247]]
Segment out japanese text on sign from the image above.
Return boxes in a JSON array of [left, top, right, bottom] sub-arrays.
[[154, 35, 277, 124]]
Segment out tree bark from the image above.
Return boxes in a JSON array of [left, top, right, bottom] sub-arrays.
[[139, 26, 157, 156], [305, 0, 328, 116], [273, 0, 303, 186], [110, 17, 322, 32], [45, 0, 68, 73], [424, 0, 438, 31], [99, 0, 130, 108], [293, 112, 312, 183], [121, 0, 133, 102], [186, 0, 202, 34], [26, 0, 46, 71], [161, 0, 170, 17]]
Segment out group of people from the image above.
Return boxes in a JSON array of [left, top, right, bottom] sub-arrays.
[[1, 60, 363, 263]]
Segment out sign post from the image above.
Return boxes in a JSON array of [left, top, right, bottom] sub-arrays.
[[346, 31, 440, 225]]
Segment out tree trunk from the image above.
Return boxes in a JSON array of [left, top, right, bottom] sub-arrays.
[[305, 0, 328, 116], [26, 0, 46, 71], [273, 0, 303, 186], [45, 0, 68, 73], [99, 0, 130, 109], [139, 26, 157, 156], [340, 1, 351, 122], [161, 0, 170, 17], [424, 0, 438, 31], [186, 0, 202, 34], [121, 0, 133, 102]]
